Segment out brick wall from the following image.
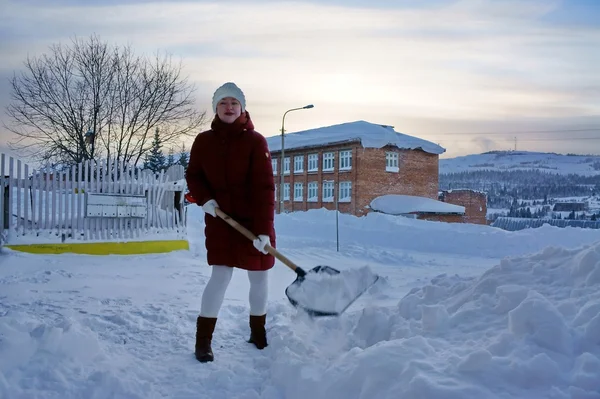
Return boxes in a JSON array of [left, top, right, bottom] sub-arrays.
[[355, 147, 439, 215], [274, 142, 360, 214], [272, 143, 440, 217], [418, 214, 464, 223], [440, 189, 487, 224]]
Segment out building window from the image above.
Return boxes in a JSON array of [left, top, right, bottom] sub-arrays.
[[322, 181, 334, 202], [294, 156, 304, 174], [283, 183, 290, 200], [323, 152, 334, 172], [272, 158, 277, 175], [307, 181, 318, 202], [386, 152, 399, 172], [339, 150, 352, 171], [339, 181, 352, 202], [308, 153, 318, 172], [284, 157, 290, 175], [294, 182, 303, 201]]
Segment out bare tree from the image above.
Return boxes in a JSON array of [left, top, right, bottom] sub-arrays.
[[5, 34, 206, 167]]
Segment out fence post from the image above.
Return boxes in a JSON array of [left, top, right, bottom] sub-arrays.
[[2, 179, 8, 229]]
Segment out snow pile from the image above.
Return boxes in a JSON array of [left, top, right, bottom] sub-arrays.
[[285, 266, 379, 314], [267, 242, 600, 399], [274, 207, 600, 260]]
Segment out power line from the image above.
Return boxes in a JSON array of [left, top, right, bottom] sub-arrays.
[[429, 128, 598, 136], [436, 136, 600, 143], [514, 137, 600, 142]]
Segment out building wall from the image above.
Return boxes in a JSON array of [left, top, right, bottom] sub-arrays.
[[553, 202, 587, 212], [274, 142, 361, 215], [418, 214, 464, 223], [440, 189, 487, 224], [355, 146, 439, 215], [272, 143, 439, 217]]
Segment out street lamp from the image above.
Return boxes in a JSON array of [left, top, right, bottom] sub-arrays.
[[280, 104, 314, 213]]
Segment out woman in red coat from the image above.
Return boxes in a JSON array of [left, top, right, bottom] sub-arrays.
[[185, 82, 276, 363]]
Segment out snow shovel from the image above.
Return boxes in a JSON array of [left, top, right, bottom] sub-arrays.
[[214, 208, 379, 317]]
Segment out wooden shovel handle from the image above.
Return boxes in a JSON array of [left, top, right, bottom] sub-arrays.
[[215, 208, 303, 274]]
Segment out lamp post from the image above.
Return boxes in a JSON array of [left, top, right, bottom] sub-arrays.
[[280, 104, 314, 213]]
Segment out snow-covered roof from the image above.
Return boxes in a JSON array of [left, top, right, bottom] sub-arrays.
[[266, 120, 445, 155], [370, 194, 465, 215]]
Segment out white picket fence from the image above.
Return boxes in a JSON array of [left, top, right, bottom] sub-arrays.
[[0, 153, 187, 245]]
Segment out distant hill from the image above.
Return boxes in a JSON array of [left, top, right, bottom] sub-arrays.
[[440, 151, 600, 176], [438, 151, 600, 209]]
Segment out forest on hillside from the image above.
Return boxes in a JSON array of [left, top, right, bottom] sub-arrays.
[[439, 169, 600, 210]]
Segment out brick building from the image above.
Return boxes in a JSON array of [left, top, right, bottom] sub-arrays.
[[552, 202, 588, 212], [266, 120, 445, 216], [438, 189, 488, 224]]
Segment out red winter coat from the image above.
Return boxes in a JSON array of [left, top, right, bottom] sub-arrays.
[[185, 112, 276, 271]]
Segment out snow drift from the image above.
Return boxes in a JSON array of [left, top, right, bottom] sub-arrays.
[[266, 242, 600, 399]]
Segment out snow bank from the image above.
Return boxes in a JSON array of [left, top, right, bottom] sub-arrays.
[[272, 207, 600, 259], [266, 242, 600, 399]]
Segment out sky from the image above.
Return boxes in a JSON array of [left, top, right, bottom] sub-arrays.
[[0, 0, 599, 159], [2, 204, 600, 398]]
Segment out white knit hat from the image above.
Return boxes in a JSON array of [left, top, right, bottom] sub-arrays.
[[212, 82, 246, 113]]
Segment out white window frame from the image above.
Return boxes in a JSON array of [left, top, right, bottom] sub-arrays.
[[294, 155, 304, 174], [272, 158, 277, 175], [339, 181, 352, 202], [283, 157, 291, 175], [386, 152, 399, 172], [323, 152, 334, 172], [307, 153, 319, 172], [283, 183, 290, 200], [294, 182, 303, 202], [307, 181, 318, 202], [322, 180, 334, 202], [339, 150, 352, 171]]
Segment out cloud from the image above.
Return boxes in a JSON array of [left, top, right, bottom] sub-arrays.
[[0, 0, 598, 158]]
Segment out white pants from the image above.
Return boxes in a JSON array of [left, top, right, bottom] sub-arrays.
[[200, 265, 269, 318]]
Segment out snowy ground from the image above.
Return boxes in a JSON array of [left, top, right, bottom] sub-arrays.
[[1, 206, 600, 399]]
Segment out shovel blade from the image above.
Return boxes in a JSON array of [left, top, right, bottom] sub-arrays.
[[285, 265, 379, 317]]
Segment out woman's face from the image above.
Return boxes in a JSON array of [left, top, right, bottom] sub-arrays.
[[216, 97, 242, 124]]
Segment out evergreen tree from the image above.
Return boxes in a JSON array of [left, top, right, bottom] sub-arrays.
[[144, 128, 166, 173], [166, 147, 175, 169], [177, 144, 189, 169]]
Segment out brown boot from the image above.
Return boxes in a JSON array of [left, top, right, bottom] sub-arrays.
[[195, 316, 217, 362], [248, 314, 268, 349]]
